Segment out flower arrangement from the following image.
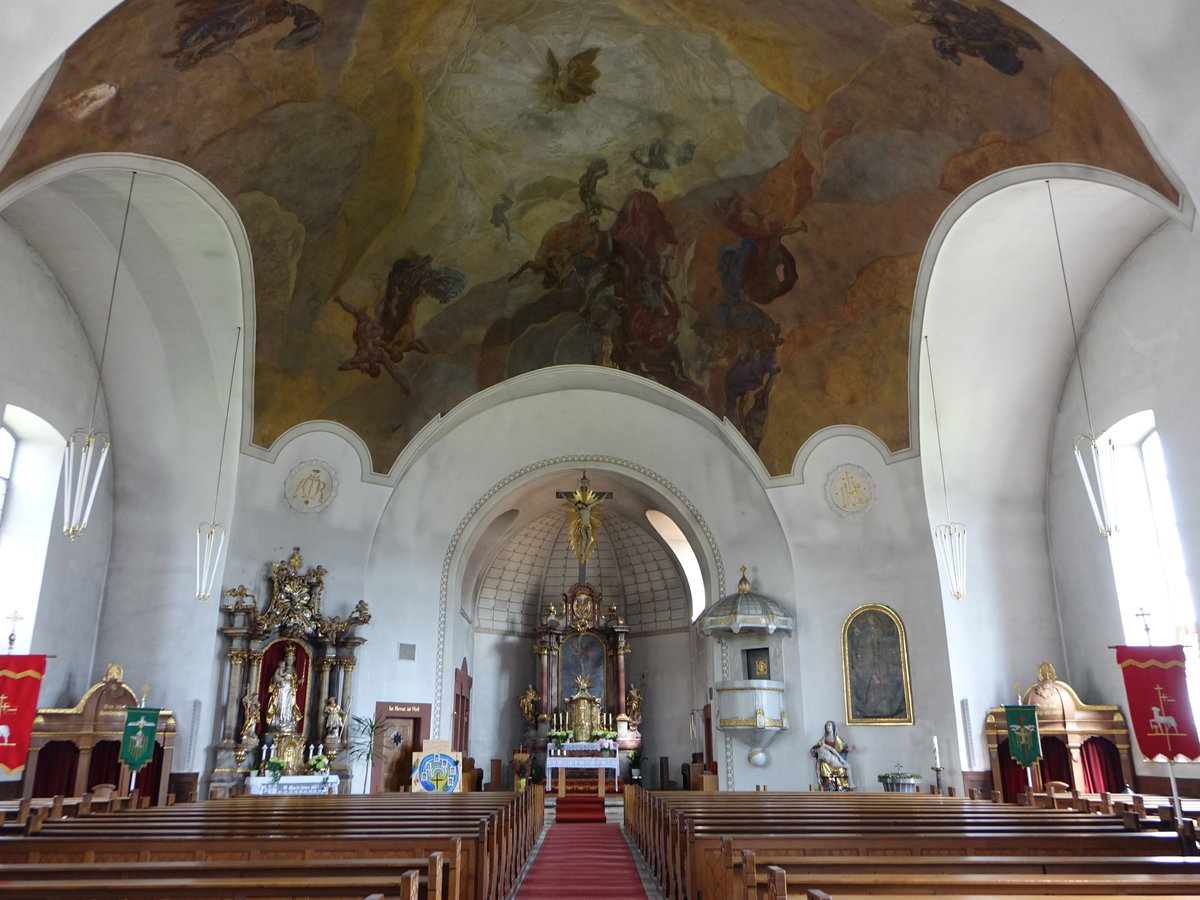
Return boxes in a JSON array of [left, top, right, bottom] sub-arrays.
[[547, 728, 570, 747], [877, 771, 922, 781], [591, 729, 618, 742], [265, 756, 285, 782], [627, 749, 642, 768], [511, 755, 533, 780], [308, 754, 329, 774]]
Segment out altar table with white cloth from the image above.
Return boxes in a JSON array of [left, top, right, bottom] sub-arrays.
[[545, 755, 620, 797], [246, 774, 336, 795]]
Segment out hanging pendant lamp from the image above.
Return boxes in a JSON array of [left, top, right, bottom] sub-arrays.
[[1046, 180, 1117, 537], [197, 327, 241, 602], [62, 171, 136, 540], [925, 336, 966, 600]]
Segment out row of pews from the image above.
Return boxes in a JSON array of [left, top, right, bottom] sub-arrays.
[[625, 786, 1200, 900], [0, 786, 543, 899]]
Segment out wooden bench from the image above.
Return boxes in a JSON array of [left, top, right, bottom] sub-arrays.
[[0, 789, 544, 900], [764, 869, 1200, 899], [0, 868, 425, 899], [736, 849, 1200, 900], [624, 788, 1195, 900]]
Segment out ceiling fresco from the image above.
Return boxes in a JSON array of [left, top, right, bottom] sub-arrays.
[[1, 0, 1176, 475]]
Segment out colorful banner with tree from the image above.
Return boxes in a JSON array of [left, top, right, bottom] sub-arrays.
[[0, 655, 46, 774], [119, 707, 160, 772], [1115, 645, 1200, 761], [1004, 704, 1042, 767]]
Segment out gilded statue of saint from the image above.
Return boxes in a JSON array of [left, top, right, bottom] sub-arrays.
[[519, 685, 540, 723], [266, 645, 303, 733], [323, 696, 345, 742]]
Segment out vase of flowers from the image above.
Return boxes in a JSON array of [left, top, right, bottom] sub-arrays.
[[511, 755, 533, 791], [547, 729, 569, 753], [628, 749, 643, 779], [265, 756, 285, 783]]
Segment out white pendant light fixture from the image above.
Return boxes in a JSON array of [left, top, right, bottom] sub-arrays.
[[925, 335, 966, 600], [1046, 180, 1117, 538], [62, 171, 136, 540], [196, 327, 241, 602]]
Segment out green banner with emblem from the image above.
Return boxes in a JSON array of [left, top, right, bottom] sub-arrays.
[[119, 707, 160, 772], [1004, 704, 1042, 768]]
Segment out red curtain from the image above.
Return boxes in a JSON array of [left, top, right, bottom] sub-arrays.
[[1037, 736, 1073, 788], [1081, 736, 1125, 793], [256, 640, 312, 735], [87, 739, 121, 790], [998, 739, 1027, 804], [31, 740, 78, 797]]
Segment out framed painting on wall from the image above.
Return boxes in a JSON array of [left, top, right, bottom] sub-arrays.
[[842, 603, 914, 725]]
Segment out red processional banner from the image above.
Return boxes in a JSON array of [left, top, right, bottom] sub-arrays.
[[0, 655, 47, 774], [1115, 645, 1200, 761]]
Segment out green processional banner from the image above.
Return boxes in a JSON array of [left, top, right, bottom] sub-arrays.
[[119, 707, 160, 772], [1004, 704, 1042, 767]]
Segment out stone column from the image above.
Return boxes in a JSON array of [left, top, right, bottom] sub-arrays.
[[224, 648, 248, 742]]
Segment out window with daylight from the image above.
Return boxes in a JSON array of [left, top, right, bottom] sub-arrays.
[[0, 407, 66, 653], [1106, 410, 1200, 721], [0, 426, 13, 524]]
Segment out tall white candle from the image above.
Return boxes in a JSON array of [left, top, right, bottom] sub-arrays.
[[932, 735, 941, 768]]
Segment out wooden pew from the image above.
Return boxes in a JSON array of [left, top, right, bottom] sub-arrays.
[[625, 788, 1194, 900], [0, 789, 544, 900], [736, 848, 1200, 900]]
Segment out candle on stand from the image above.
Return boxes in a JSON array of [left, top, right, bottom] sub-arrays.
[[317, 743, 323, 756], [932, 735, 941, 768]]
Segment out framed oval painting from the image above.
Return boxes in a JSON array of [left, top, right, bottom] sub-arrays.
[[842, 603, 913, 725]]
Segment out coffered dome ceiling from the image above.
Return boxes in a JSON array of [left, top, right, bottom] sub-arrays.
[[1, 0, 1176, 475]]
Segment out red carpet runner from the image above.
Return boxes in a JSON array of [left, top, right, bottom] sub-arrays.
[[516, 823, 647, 899], [554, 795, 607, 823]]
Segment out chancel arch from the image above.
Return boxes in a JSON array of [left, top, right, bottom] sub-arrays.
[[444, 458, 727, 773]]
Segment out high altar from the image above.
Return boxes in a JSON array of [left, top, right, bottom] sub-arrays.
[[525, 582, 643, 782], [209, 547, 371, 798]]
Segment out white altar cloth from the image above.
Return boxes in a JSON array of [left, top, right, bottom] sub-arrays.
[[247, 774, 336, 796], [545, 756, 619, 774]]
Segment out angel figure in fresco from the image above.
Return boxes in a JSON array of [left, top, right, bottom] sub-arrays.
[[163, 0, 323, 71], [545, 47, 601, 107], [331, 255, 463, 390], [909, 0, 1042, 76]]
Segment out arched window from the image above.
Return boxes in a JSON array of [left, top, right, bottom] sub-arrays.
[[0, 426, 14, 525], [0, 407, 65, 653], [645, 509, 705, 618], [1106, 410, 1199, 719]]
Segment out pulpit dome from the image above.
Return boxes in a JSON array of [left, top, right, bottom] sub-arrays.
[[697, 568, 795, 636]]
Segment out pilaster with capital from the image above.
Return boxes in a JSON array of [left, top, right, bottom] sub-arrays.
[[337, 656, 358, 716], [224, 648, 249, 742], [317, 655, 336, 718], [535, 643, 550, 721]]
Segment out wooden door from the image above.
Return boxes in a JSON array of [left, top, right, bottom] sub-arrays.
[[370, 702, 431, 794], [452, 659, 472, 754]]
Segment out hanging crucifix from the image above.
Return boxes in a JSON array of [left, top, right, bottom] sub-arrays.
[[557, 471, 612, 583]]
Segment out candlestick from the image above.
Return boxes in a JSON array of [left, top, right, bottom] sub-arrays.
[[317, 743, 324, 756]]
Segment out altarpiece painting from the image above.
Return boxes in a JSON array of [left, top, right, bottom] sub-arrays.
[[842, 603, 913, 725]]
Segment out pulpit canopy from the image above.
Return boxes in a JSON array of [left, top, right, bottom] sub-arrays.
[[698, 567, 794, 636]]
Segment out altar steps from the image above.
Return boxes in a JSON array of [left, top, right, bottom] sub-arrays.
[[555, 795, 607, 823]]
